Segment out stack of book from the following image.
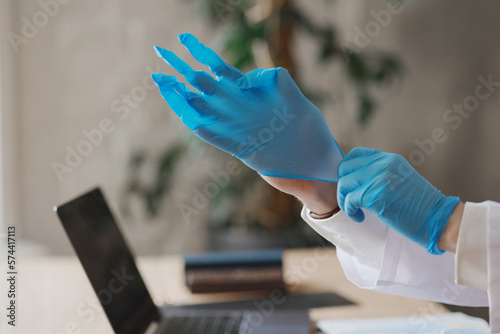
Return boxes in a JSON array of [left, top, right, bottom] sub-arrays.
[[184, 249, 285, 293]]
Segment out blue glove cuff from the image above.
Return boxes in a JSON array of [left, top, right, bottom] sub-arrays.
[[426, 196, 461, 255]]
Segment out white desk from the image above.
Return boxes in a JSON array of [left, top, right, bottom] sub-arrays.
[[2, 249, 448, 333]]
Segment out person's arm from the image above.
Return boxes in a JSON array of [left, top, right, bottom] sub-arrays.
[[262, 154, 489, 307], [152, 34, 490, 308], [292, 180, 489, 306], [437, 203, 464, 253], [259, 176, 338, 218], [262, 174, 465, 254]]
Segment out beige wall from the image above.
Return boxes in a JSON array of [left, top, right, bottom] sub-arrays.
[[7, 0, 500, 254], [1, 1, 20, 237], [353, 0, 500, 202], [11, 0, 215, 254]]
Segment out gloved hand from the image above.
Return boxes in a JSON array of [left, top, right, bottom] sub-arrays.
[[152, 33, 343, 182], [337, 147, 461, 254]]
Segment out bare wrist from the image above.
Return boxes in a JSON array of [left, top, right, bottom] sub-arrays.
[[437, 203, 464, 253], [258, 175, 339, 217], [300, 182, 339, 216]]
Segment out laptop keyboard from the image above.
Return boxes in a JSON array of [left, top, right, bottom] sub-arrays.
[[162, 313, 247, 334]]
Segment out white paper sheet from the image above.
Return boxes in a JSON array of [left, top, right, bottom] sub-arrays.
[[317, 312, 489, 334]]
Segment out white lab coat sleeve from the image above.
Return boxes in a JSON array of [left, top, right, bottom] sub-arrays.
[[456, 201, 500, 333], [301, 206, 489, 307], [456, 202, 489, 290], [487, 203, 500, 333]]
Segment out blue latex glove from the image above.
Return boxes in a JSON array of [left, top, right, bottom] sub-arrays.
[[337, 147, 461, 254], [151, 33, 343, 182]]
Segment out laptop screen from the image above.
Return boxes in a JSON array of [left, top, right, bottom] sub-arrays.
[[56, 188, 160, 334]]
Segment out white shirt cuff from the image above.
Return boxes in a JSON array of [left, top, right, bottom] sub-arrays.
[[300, 206, 354, 254], [455, 202, 488, 290], [300, 206, 388, 267]]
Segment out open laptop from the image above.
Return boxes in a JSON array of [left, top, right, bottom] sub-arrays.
[[54, 187, 311, 334]]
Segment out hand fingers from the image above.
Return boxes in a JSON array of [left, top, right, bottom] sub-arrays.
[[338, 150, 383, 178], [343, 188, 367, 223], [179, 33, 243, 81], [152, 73, 199, 100], [337, 170, 373, 214], [154, 46, 217, 95], [152, 73, 205, 130], [237, 68, 281, 90], [341, 147, 378, 164], [152, 73, 209, 112]]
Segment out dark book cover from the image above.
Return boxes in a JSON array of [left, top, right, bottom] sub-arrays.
[[184, 249, 285, 293], [184, 249, 283, 270]]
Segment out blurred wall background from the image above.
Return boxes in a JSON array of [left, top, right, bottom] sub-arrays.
[[2, 0, 500, 255]]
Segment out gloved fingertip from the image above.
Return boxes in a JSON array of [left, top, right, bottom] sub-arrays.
[[151, 73, 162, 85], [178, 33, 196, 45], [153, 45, 166, 57], [151, 73, 178, 86], [154, 46, 178, 65], [236, 76, 251, 90], [337, 160, 343, 178], [349, 209, 365, 223]]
